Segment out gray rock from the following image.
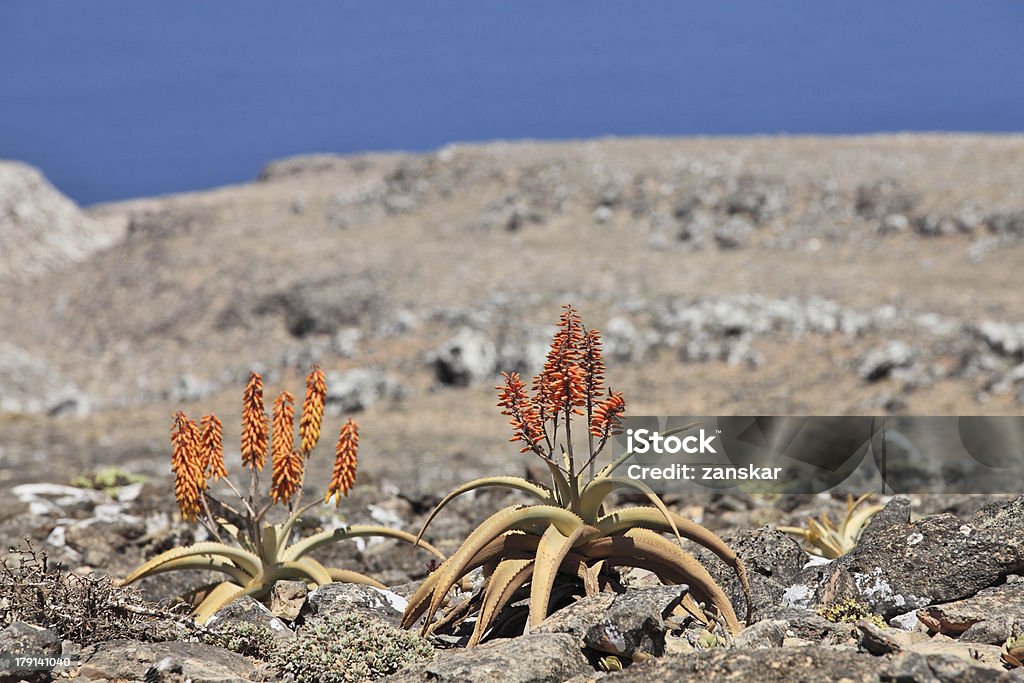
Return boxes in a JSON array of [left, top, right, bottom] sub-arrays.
[[0, 621, 62, 683], [729, 526, 807, 586], [733, 619, 785, 649], [385, 632, 588, 683], [914, 213, 958, 237], [880, 651, 1015, 683], [986, 209, 1024, 237], [608, 646, 882, 682], [580, 585, 684, 657], [856, 180, 920, 221], [857, 620, 904, 655], [0, 161, 122, 285], [858, 341, 915, 381], [434, 328, 498, 386], [857, 496, 912, 546], [324, 367, 403, 414], [713, 216, 754, 249], [821, 510, 1024, 619], [755, 606, 857, 644], [306, 583, 408, 627], [269, 580, 308, 621], [918, 582, 1024, 637], [205, 596, 294, 641], [960, 615, 1019, 645], [76, 640, 254, 683]]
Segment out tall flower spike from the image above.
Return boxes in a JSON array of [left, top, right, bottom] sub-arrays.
[[580, 328, 606, 407], [300, 364, 327, 455], [271, 447, 305, 505], [241, 371, 269, 470], [171, 412, 205, 521], [326, 419, 359, 505], [534, 304, 587, 416], [271, 391, 296, 468], [200, 414, 227, 481], [590, 391, 626, 438], [497, 372, 545, 453], [270, 392, 300, 503]]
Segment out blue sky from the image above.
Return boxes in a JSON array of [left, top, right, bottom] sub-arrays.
[[2, 2, 1022, 203]]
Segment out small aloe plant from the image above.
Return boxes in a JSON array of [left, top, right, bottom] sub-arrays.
[[403, 306, 752, 644], [119, 365, 443, 623], [779, 493, 883, 558]]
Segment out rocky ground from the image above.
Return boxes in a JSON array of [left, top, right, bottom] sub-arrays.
[[3, 134, 1024, 681]]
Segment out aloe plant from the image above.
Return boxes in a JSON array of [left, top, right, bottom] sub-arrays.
[[779, 493, 883, 558], [403, 306, 752, 644], [119, 367, 443, 623]]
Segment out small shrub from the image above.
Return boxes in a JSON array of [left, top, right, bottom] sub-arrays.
[[819, 598, 886, 628], [199, 621, 278, 660], [71, 467, 147, 497], [1, 541, 192, 644], [273, 613, 433, 682]]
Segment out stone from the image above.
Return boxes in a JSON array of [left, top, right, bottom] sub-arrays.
[[205, 596, 294, 641], [385, 632, 588, 683], [733, 619, 786, 649], [434, 328, 498, 386], [818, 510, 1024, 619], [713, 216, 754, 249], [917, 582, 1024, 636], [857, 496, 912, 546], [0, 161, 121, 285], [533, 585, 689, 657], [607, 646, 882, 682], [856, 620, 905, 655], [858, 341, 915, 381], [960, 615, 1019, 645], [306, 583, 408, 627], [881, 651, 1013, 682], [323, 367, 403, 414], [0, 621, 62, 683], [76, 640, 254, 683], [756, 606, 857, 644], [269, 580, 308, 621]]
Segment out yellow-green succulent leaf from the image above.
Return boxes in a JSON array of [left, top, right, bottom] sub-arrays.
[[580, 477, 683, 544], [260, 524, 280, 566], [424, 506, 584, 626], [468, 558, 535, 647], [593, 506, 752, 623], [192, 581, 248, 624], [401, 531, 542, 630], [595, 422, 700, 480], [279, 557, 333, 586], [118, 555, 252, 586], [528, 524, 592, 627], [283, 524, 444, 562], [121, 542, 262, 585], [324, 568, 387, 589], [580, 528, 742, 635], [413, 476, 557, 551]]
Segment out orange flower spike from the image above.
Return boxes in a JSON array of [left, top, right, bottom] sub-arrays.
[[497, 371, 544, 452], [299, 364, 327, 454], [271, 447, 305, 505], [535, 305, 588, 415], [590, 391, 627, 438], [240, 371, 269, 470], [580, 328, 606, 406], [171, 412, 205, 521], [270, 392, 301, 504], [271, 391, 296, 466], [200, 414, 227, 481], [326, 419, 359, 505]]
